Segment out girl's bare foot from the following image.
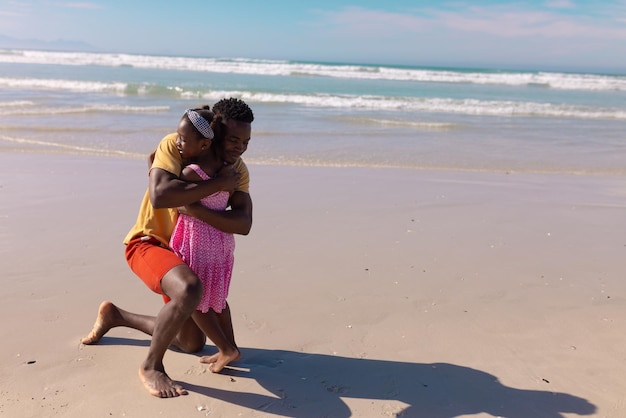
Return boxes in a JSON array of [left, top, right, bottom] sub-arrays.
[[81, 301, 121, 344], [199, 349, 241, 373], [139, 364, 187, 398]]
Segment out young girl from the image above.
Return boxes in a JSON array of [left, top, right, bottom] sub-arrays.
[[170, 105, 247, 371], [170, 108, 236, 316]]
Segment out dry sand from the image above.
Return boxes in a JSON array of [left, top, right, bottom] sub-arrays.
[[1, 152, 625, 417]]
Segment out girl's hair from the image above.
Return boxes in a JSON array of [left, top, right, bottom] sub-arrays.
[[183, 105, 217, 139]]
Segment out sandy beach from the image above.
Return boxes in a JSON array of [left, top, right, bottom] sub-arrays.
[[1, 151, 625, 418]]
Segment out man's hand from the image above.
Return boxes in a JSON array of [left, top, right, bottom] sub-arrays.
[[179, 191, 252, 235], [216, 165, 240, 194], [177, 202, 200, 216], [147, 151, 156, 169]]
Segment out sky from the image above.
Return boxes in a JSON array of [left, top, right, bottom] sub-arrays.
[[1, 0, 625, 72]]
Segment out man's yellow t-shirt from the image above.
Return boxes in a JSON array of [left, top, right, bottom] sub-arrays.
[[123, 133, 250, 248]]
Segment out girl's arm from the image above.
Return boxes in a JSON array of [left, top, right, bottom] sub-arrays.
[[179, 165, 202, 182]]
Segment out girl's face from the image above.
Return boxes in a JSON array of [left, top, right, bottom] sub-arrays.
[[176, 119, 210, 161]]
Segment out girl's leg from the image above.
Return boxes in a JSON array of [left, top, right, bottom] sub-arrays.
[[216, 302, 237, 348], [192, 308, 240, 373]]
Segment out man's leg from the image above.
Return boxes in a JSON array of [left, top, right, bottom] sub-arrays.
[[81, 301, 206, 353], [82, 239, 208, 397], [81, 263, 205, 397], [137, 264, 202, 397]]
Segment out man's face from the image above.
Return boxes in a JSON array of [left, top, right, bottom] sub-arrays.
[[220, 119, 251, 164]]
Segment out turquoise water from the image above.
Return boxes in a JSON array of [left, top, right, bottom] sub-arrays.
[[0, 49, 625, 174]]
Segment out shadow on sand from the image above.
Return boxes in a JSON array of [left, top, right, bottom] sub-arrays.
[[176, 347, 596, 418]]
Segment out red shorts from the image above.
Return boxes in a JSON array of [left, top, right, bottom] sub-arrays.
[[125, 236, 185, 302]]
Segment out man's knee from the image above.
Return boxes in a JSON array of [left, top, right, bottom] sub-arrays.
[[181, 277, 203, 304], [176, 331, 205, 353], [181, 333, 206, 353], [161, 265, 203, 306], [177, 318, 206, 353]]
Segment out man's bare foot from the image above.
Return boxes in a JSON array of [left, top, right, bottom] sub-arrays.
[[199, 349, 241, 373], [81, 301, 121, 345], [138, 364, 187, 398]]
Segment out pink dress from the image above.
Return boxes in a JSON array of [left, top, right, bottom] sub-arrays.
[[169, 164, 235, 313]]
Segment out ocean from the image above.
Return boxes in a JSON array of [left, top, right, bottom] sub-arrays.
[[0, 49, 625, 174]]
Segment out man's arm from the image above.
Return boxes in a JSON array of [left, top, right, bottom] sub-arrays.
[[149, 167, 234, 209], [182, 191, 253, 235]]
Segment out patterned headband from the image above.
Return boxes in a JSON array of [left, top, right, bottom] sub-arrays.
[[186, 109, 214, 139]]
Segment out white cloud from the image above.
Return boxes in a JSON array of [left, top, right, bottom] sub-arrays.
[[315, 6, 432, 34], [545, 0, 576, 8], [317, 5, 626, 40], [52, 2, 103, 9], [436, 5, 626, 39]]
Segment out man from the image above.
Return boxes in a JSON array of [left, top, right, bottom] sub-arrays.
[[81, 98, 254, 398]]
